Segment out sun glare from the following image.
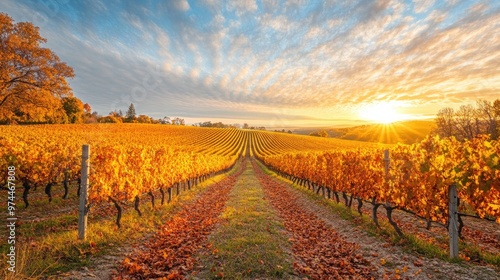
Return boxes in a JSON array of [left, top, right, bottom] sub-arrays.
[[358, 102, 407, 124]]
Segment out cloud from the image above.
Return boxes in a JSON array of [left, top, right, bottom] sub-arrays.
[[226, 0, 258, 16], [259, 14, 296, 32], [173, 0, 190, 11], [1, 0, 498, 126], [413, 0, 435, 14], [261, 0, 279, 12]]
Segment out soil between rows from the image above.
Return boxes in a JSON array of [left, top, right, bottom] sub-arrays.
[[257, 161, 499, 280], [61, 158, 499, 279]]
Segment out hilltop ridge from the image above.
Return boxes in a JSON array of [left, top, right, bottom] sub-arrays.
[[294, 120, 435, 145]]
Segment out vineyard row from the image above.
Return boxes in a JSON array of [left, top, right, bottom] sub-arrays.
[[256, 135, 500, 239]]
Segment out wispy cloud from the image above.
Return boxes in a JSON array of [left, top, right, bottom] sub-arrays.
[[1, 0, 498, 127]]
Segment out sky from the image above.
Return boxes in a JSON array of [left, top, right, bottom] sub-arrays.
[[1, 0, 499, 128]]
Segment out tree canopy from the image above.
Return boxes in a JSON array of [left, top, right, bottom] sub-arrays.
[[126, 103, 136, 122], [434, 99, 500, 140], [0, 13, 74, 123], [310, 130, 329, 138], [62, 97, 84, 123]]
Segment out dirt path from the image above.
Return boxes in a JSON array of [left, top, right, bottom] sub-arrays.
[[256, 161, 499, 280], [60, 158, 499, 279], [111, 161, 245, 279], [60, 161, 246, 280], [191, 160, 298, 279], [254, 160, 377, 279]]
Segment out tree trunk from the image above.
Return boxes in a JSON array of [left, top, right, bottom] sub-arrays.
[[371, 197, 381, 228], [159, 188, 165, 205], [356, 198, 363, 216], [148, 191, 155, 208], [109, 197, 122, 228], [22, 180, 30, 208], [134, 196, 142, 216], [62, 171, 69, 199], [45, 182, 53, 202], [385, 206, 403, 236], [457, 198, 464, 239], [458, 214, 464, 239], [77, 177, 81, 197], [334, 192, 340, 203], [426, 219, 432, 230], [315, 185, 321, 194], [342, 192, 349, 206], [168, 187, 172, 203]]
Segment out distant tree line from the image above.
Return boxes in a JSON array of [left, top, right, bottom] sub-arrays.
[[241, 123, 264, 130], [193, 121, 240, 128], [434, 99, 500, 140], [274, 129, 293, 134], [193, 122, 293, 133], [91, 103, 185, 125], [310, 130, 329, 137], [195, 122, 292, 132]]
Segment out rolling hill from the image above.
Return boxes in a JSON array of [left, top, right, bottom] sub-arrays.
[[295, 120, 436, 145]]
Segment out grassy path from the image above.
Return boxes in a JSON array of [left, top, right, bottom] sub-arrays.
[[2, 168, 237, 280], [58, 157, 498, 279], [253, 160, 377, 279], [192, 160, 296, 279], [13, 156, 498, 279], [110, 161, 246, 279], [256, 160, 500, 280]]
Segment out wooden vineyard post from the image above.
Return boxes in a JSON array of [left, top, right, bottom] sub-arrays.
[[449, 184, 459, 259], [382, 149, 403, 236], [383, 150, 390, 177], [78, 145, 90, 240]]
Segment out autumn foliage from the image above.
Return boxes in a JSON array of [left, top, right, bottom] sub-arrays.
[[254, 160, 375, 279], [2, 123, 497, 227], [0, 13, 74, 123], [260, 135, 500, 228], [113, 160, 244, 279]]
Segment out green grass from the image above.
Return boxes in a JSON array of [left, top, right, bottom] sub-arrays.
[[193, 161, 294, 279], [0, 167, 237, 279], [402, 233, 448, 260], [21, 214, 79, 238], [459, 242, 500, 266]]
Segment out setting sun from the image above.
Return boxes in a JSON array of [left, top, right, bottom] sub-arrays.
[[358, 102, 408, 124]]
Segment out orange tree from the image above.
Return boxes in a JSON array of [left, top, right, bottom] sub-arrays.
[[0, 13, 74, 123]]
